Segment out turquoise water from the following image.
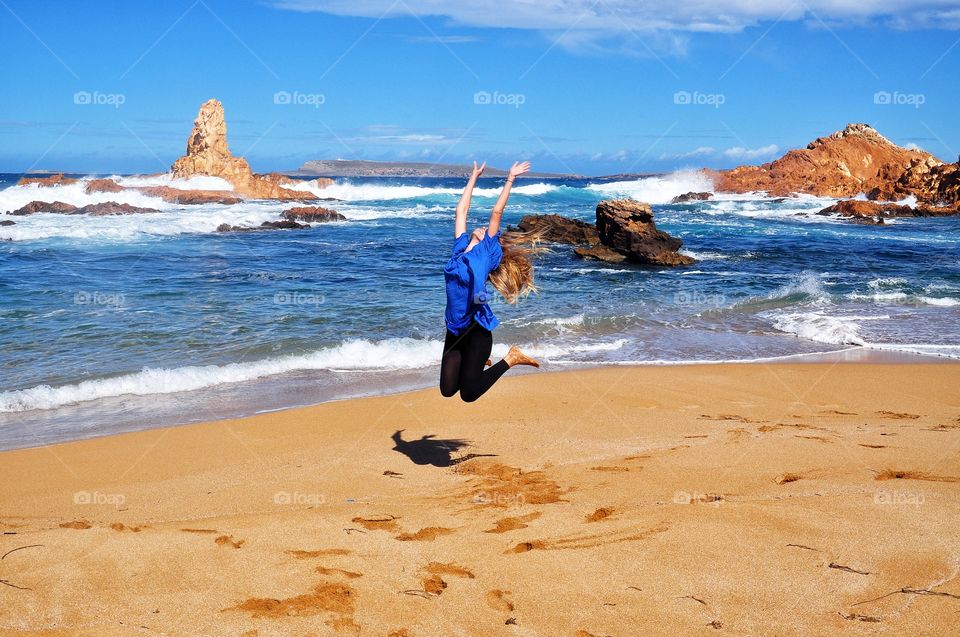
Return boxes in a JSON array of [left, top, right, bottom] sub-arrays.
[[1, 171, 959, 449]]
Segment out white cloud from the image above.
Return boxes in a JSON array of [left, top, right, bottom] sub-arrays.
[[660, 145, 716, 160], [270, 1, 960, 34], [723, 144, 779, 159]]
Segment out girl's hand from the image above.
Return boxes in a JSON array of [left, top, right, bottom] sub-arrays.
[[509, 161, 531, 178], [472, 161, 486, 178]]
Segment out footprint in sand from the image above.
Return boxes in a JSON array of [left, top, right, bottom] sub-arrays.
[[876, 410, 921, 420], [485, 589, 514, 612], [395, 527, 454, 541], [774, 473, 803, 485], [351, 515, 400, 532], [227, 581, 358, 634], [406, 562, 474, 598], [875, 469, 960, 482], [109, 523, 144, 532], [484, 512, 542, 534], [59, 520, 91, 530], [214, 534, 245, 549], [316, 566, 362, 579], [585, 507, 615, 522]]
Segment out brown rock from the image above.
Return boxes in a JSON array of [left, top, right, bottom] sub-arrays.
[[84, 178, 124, 194], [171, 99, 319, 201], [282, 206, 345, 223], [137, 186, 242, 205], [574, 244, 627, 263], [715, 124, 940, 197], [10, 201, 79, 215], [868, 157, 960, 207], [590, 199, 694, 266], [514, 214, 599, 245], [819, 199, 959, 224], [671, 191, 712, 203], [77, 202, 160, 216], [16, 174, 78, 187]]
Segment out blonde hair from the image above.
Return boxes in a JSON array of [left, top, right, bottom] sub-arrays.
[[488, 231, 548, 304]]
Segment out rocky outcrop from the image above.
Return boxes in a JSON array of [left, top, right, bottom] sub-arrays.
[[136, 186, 242, 205], [85, 178, 124, 194], [577, 199, 694, 266], [216, 220, 309, 232], [171, 99, 317, 201], [867, 157, 960, 208], [9, 200, 159, 216], [10, 201, 79, 215], [0, 219, 15, 226], [281, 206, 345, 223], [513, 214, 599, 245], [715, 124, 938, 198], [671, 191, 712, 203], [16, 174, 78, 187], [818, 199, 959, 224]]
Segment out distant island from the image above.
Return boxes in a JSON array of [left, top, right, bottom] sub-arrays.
[[292, 159, 579, 179]]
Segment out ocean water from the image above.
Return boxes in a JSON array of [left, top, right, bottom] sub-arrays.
[[1, 171, 959, 449]]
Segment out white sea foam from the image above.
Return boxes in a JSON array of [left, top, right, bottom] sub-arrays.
[[287, 180, 557, 201], [114, 173, 234, 191], [0, 337, 445, 413], [771, 312, 866, 346], [586, 170, 714, 204]]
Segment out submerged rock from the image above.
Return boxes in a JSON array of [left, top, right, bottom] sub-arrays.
[[587, 199, 694, 266], [0, 219, 15, 226], [513, 214, 599, 245], [77, 202, 159, 216], [281, 206, 345, 222], [216, 220, 309, 232]]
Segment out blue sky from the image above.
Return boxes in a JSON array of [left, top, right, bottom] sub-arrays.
[[1, 0, 958, 175]]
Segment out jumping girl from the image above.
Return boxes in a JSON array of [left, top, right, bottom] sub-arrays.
[[440, 160, 541, 402]]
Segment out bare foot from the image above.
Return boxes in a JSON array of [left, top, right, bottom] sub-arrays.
[[504, 345, 540, 368]]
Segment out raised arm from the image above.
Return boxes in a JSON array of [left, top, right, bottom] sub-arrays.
[[455, 161, 484, 237], [487, 161, 530, 236]]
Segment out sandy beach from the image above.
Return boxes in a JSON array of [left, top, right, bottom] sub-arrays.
[[2, 362, 959, 636]]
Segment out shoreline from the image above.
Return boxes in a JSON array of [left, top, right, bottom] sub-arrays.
[[2, 361, 958, 634], [3, 348, 957, 453]]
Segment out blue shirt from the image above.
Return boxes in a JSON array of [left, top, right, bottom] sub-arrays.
[[444, 231, 503, 335]]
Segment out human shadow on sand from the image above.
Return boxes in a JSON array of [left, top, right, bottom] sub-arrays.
[[391, 429, 496, 468]]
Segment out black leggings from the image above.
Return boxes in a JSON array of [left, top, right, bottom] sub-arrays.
[[440, 322, 510, 402]]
